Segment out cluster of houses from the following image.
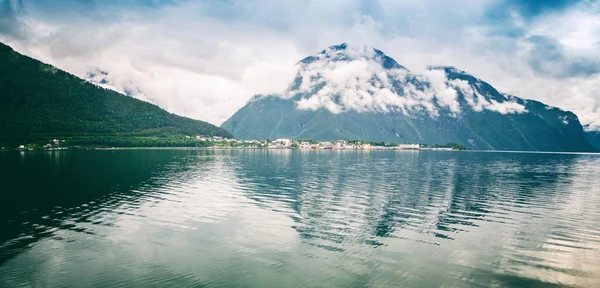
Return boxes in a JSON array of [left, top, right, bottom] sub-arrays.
[[270, 139, 372, 150], [295, 140, 374, 150], [6, 135, 458, 151], [41, 139, 68, 150], [18, 139, 68, 151], [188, 136, 457, 151], [10, 135, 456, 151], [195, 136, 265, 146], [266, 139, 454, 150]]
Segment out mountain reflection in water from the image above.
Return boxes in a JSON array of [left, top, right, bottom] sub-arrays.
[[1, 150, 599, 287]]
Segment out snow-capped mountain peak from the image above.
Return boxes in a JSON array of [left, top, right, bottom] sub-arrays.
[[286, 44, 526, 117], [299, 43, 407, 71], [222, 43, 597, 152]]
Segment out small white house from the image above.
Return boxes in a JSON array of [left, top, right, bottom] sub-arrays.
[[398, 143, 420, 150], [335, 140, 347, 149]]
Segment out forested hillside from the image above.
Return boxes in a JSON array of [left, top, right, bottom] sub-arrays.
[[0, 42, 232, 145]]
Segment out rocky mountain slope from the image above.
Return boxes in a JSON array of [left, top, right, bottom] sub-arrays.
[[222, 44, 595, 152], [584, 126, 600, 151]]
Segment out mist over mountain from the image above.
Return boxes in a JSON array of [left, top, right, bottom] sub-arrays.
[[0, 42, 232, 145], [584, 125, 600, 151], [222, 44, 595, 152]]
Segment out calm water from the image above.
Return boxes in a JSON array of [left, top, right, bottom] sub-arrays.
[[1, 150, 600, 287]]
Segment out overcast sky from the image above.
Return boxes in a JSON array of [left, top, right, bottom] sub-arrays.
[[1, 0, 599, 129]]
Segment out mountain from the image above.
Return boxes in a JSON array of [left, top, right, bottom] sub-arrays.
[[584, 126, 600, 151], [222, 43, 595, 152], [0, 42, 232, 145]]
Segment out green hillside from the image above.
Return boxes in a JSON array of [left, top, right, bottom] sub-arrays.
[[0, 42, 232, 146]]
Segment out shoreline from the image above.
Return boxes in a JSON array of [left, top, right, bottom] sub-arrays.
[[92, 147, 458, 151], [91, 148, 600, 154], [3, 147, 599, 155]]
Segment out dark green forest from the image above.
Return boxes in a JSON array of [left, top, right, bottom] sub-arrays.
[[0, 42, 232, 147]]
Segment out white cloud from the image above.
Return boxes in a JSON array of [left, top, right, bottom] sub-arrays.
[[292, 45, 430, 115], [290, 45, 526, 117], [0, 1, 303, 125], [529, 9, 600, 53], [423, 69, 461, 114], [444, 77, 527, 115], [585, 123, 600, 132], [487, 100, 528, 115], [0, 0, 598, 127]]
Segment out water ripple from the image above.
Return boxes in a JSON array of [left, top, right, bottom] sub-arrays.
[[0, 150, 599, 287]]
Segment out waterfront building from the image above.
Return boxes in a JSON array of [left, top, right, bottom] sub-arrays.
[[398, 143, 420, 150]]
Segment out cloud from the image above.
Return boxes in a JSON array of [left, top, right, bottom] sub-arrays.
[[0, 0, 25, 38], [0, 0, 303, 124], [291, 45, 526, 116], [0, 0, 598, 127], [524, 35, 600, 78], [489, 0, 587, 22], [293, 45, 433, 116], [421, 69, 461, 114]]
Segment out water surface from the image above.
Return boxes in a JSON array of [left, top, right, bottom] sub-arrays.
[[1, 150, 600, 287]]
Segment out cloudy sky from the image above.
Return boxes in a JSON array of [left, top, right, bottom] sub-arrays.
[[1, 0, 599, 129]]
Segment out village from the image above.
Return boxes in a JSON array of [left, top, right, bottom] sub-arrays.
[[195, 136, 457, 151], [9, 136, 461, 151], [16, 139, 69, 151], [266, 139, 454, 150]]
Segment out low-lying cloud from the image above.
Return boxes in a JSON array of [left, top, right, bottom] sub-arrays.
[[290, 45, 526, 117], [0, 0, 598, 129]]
